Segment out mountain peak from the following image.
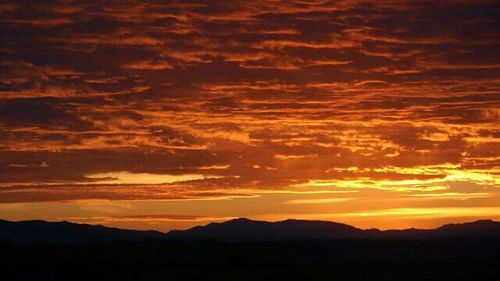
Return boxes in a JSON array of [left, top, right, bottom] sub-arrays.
[[226, 217, 255, 223], [0, 219, 165, 245]]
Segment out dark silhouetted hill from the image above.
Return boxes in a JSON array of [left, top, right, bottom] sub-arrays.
[[0, 219, 164, 245], [167, 218, 367, 241], [2, 218, 500, 245], [2, 218, 500, 280], [167, 218, 500, 241], [379, 219, 500, 239]]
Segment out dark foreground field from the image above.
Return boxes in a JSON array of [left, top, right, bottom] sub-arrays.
[[2, 239, 500, 281]]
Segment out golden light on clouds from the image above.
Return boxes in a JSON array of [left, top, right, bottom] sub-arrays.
[[0, 0, 499, 231], [86, 171, 222, 185]]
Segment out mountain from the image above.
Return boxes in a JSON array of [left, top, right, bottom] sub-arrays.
[[378, 219, 500, 239], [3, 218, 500, 280], [167, 218, 367, 241], [1, 218, 500, 245], [0, 219, 165, 245], [432, 219, 500, 238], [167, 218, 500, 241]]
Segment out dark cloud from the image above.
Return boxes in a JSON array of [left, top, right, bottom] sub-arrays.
[[0, 0, 498, 205]]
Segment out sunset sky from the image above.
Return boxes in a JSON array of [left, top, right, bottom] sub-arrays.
[[1, 0, 499, 232]]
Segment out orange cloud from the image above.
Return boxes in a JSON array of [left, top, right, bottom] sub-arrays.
[[0, 0, 498, 231]]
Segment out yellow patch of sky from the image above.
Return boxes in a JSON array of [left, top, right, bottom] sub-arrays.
[[344, 207, 500, 218], [299, 163, 499, 192], [407, 192, 490, 200], [86, 171, 222, 185], [285, 197, 357, 204]]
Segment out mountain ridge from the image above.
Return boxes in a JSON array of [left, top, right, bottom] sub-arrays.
[[167, 218, 500, 241], [1, 218, 500, 244], [0, 219, 165, 244]]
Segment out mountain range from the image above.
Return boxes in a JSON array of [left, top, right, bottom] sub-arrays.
[[1, 218, 500, 244], [0, 219, 164, 244]]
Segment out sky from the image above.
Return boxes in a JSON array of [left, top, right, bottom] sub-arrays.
[[0, 0, 499, 232]]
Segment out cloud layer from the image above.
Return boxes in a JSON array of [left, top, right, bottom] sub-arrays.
[[1, 0, 499, 230]]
